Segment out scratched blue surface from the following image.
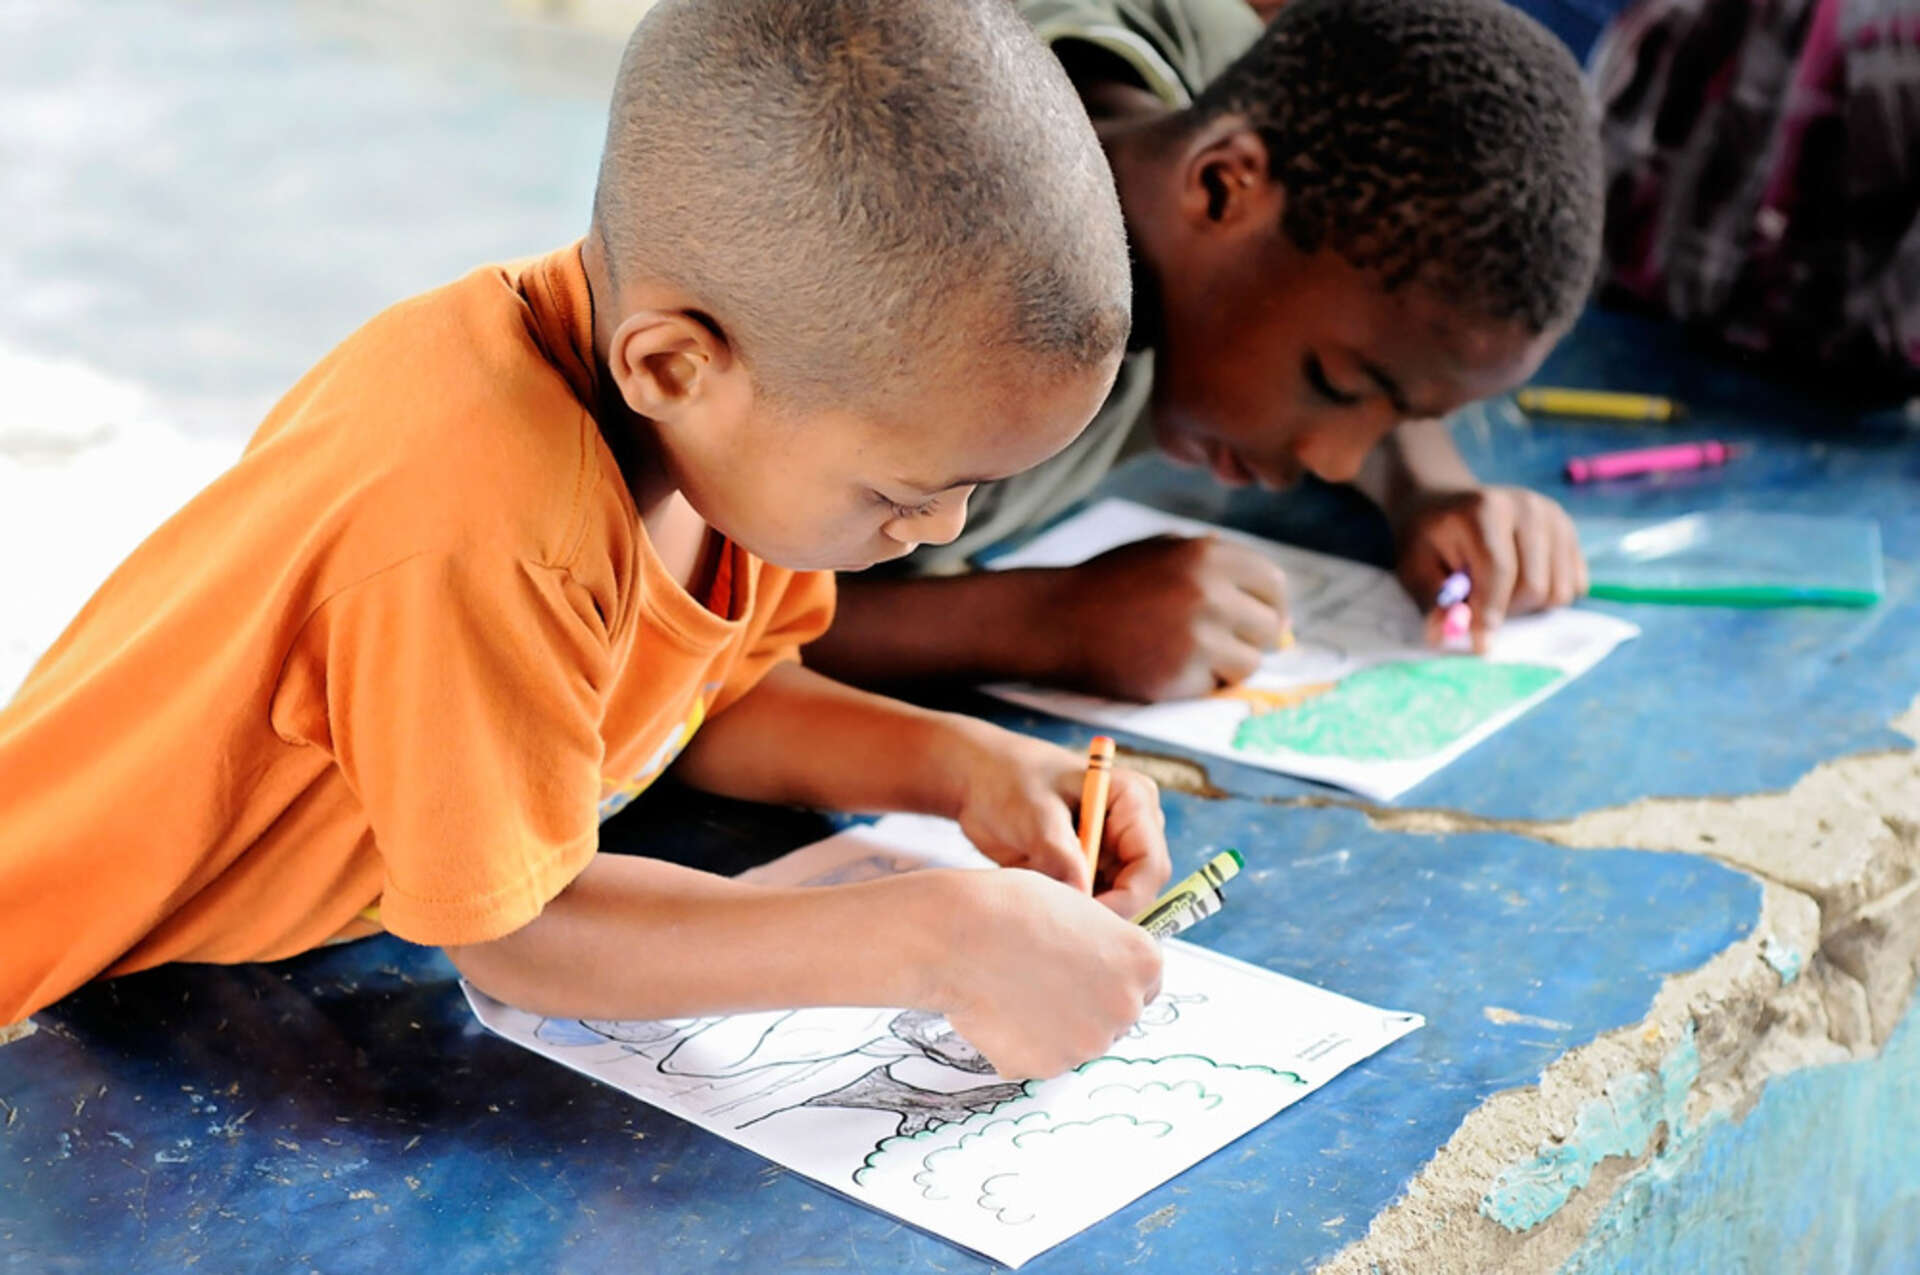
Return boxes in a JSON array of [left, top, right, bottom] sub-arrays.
[[1, 791, 1757, 1274]]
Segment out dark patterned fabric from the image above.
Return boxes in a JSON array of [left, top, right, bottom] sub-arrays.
[[1593, 0, 1920, 389]]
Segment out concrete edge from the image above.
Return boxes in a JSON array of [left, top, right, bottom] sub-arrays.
[[1310, 695, 1920, 1273]]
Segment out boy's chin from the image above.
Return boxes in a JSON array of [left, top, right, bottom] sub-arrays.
[[832, 544, 915, 573]]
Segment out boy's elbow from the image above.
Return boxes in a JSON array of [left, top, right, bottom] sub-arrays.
[[443, 918, 555, 1015]]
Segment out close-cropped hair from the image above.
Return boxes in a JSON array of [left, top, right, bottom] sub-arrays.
[[593, 0, 1133, 402], [1195, 0, 1605, 332]]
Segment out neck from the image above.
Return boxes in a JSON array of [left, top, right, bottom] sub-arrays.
[[581, 231, 680, 520]]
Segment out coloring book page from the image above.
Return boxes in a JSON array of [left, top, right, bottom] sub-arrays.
[[984, 499, 1640, 802], [466, 814, 1423, 1268]]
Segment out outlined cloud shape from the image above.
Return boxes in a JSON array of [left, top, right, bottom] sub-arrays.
[[853, 1054, 1306, 1229]]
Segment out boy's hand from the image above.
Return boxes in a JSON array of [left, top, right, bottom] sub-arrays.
[[1045, 535, 1290, 701], [952, 726, 1172, 919], [1394, 485, 1587, 651], [923, 867, 1165, 1079]]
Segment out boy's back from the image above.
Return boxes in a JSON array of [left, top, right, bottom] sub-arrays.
[[0, 245, 830, 1020]]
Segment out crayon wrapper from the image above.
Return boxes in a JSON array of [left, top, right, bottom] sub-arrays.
[[1138, 885, 1224, 939]]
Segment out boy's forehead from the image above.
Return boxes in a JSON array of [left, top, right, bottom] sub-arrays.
[[855, 346, 1124, 487]]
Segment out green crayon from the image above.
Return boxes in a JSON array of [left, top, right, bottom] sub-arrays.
[[1133, 849, 1243, 938], [1138, 883, 1225, 939]]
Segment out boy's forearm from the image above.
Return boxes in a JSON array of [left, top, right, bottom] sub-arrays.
[[671, 662, 998, 815], [803, 569, 1068, 687], [1356, 418, 1481, 525], [446, 852, 953, 1021]]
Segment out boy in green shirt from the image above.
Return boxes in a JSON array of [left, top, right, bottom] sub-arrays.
[[810, 0, 1603, 702]]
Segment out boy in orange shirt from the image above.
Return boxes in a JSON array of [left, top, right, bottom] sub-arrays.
[[0, 0, 1169, 1082]]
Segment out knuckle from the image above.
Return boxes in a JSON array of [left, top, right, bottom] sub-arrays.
[[1167, 670, 1211, 700], [1221, 648, 1261, 682], [1136, 653, 1198, 701], [1123, 930, 1159, 972]]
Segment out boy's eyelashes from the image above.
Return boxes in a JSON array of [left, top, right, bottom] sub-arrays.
[[1303, 353, 1363, 407], [876, 490, 943, 520]]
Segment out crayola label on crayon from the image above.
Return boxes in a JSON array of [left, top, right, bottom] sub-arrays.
[[1132, 849, 1243, 929], [1139, 887, 1224, 939]]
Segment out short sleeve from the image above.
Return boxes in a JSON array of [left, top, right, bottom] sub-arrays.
[[709, 567, 837, 716], [1019, 0, 1263, 105], [271, 551, 611, 947]]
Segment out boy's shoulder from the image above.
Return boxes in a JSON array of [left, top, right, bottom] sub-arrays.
[[253, 245, 622, 576], [1018, 0, 1261, 102]]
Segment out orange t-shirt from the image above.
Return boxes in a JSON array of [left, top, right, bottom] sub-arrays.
[[0, 244, 834, 1024]]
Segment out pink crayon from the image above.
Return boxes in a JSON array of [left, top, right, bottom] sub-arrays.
[[1437, 570, 1472, 647], [1564, 441, 1739, 484]]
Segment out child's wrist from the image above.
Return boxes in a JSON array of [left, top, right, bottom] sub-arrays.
[[908, 711, 1000, 821], [1387, 478, 1482, 536], [994, 567, 1084, 683], [880, 869, 976, 1011]]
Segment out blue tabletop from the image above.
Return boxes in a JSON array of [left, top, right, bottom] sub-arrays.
[[3, 306, 1907, 1273], [1, 796, 1756, 1275]]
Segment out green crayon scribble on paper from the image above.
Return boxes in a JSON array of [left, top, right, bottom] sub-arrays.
[[1233, 659, 1563, 762], [851, 1055, 1306, 1227]]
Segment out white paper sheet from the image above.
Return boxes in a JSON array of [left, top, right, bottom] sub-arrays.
[[983, 499, 1639, 801], [466, 814, 1423, 1268]]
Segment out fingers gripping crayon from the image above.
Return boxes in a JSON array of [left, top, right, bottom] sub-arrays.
[[1076, 736, 1116, 890]]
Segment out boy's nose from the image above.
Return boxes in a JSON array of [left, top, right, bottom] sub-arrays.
[[913, 491, 972, 547], [1295, 416, 1385, 485]]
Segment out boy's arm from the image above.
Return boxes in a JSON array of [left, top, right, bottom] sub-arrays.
[[448, 662, 1174, 1080], [445, 846, 1163, 1080], [801, 569, 1071, 688], [671, 662, 1169, 914], [807, 537, 1291, 703], [1358, 419, 1589, 649]]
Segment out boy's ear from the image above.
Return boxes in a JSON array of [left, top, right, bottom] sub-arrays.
[[1179, 120, 1283, 234], [606, 309, 735, 419]]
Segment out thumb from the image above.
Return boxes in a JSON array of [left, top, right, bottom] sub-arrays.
[[1038, 798, 1094, 893]]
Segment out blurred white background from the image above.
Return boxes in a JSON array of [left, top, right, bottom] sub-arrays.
[[1, 0, 645, 696]]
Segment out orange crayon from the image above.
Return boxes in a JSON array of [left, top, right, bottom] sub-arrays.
[[1076, 736, 1116, 890]]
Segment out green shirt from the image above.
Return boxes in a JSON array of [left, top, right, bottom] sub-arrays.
[[906, 0, 1265, 573]]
